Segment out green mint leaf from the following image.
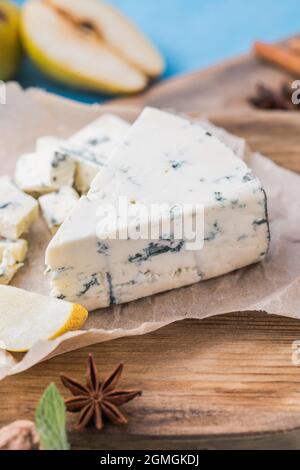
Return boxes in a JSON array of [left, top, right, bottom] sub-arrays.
[[35, 383, 70, 451]]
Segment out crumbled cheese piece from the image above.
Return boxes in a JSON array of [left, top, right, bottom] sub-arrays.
[[15, 144, 76, 196], [15, 115, 129, 197], [39, 186, 80, 234], [0, 177, 39, 240], [56, 114, 130, 194], [0, 239, 28, 263], [0, 239, 28, 285]]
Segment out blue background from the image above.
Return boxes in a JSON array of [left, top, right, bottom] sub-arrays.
[[13, 0, 300, 103]]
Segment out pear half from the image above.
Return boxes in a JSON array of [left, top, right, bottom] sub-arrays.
[[0, 0, 21, 81], [21, 0, 164, 94]]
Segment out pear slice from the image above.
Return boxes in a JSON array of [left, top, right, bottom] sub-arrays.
[[21, 0, 162, 94], [0, 285, 88, 352]]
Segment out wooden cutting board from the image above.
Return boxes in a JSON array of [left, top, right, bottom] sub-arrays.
[[2, 53, 300, 450]]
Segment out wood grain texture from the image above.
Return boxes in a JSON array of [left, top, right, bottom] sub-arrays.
[[207, 111, 300, 174], [2, 314, 300, 449], [1, 52, 300, 450]]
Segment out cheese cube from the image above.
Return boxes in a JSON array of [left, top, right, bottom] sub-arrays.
[[0, 177, 39, 240], [0, 262, 22, 285], [0, 239, 28, 263], [15, 145, 76, 196], [16, 115, 130, 197], [0, 239, 28, 285], [46, 108, 270, 311], [39, 186, 80, 234], [57, 114, 130, 194]]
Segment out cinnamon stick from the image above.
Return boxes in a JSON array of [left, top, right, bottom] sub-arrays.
[[254, 41, 300, 76], [287, 38, 300, 54]]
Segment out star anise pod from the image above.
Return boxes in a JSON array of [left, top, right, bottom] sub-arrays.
[[60, 354, 142, 431], [249, 82, 299, 111]]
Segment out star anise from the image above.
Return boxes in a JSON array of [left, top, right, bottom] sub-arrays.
[[249, 82, 299, 111], [60, 354, 142, 431]]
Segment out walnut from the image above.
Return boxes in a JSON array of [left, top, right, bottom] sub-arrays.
[[0, 420, 40, 450]]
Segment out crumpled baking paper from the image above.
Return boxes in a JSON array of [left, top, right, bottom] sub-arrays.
[[0, 83, 299, 380]]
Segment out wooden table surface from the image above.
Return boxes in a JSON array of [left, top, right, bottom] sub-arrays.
[[2, 50, 300, 450], [3, 313, 300, 450]]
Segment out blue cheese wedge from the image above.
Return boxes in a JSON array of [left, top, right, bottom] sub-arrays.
[[0, 177, 39, 240], [39, 186, 80, 234], [15, 144, 76, 196], [56, 114, 130, 194], [0, 239, 28, 285], [46, 108, 270, 311]]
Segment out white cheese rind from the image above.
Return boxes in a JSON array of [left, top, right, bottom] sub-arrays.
[[39, 186, 80, 234], [46, 108, 270, 311], [0, 177, 39, 240], [0, 263, 23, 285]]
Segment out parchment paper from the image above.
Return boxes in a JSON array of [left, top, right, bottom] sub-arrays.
[[0, 83, 299, 380]]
